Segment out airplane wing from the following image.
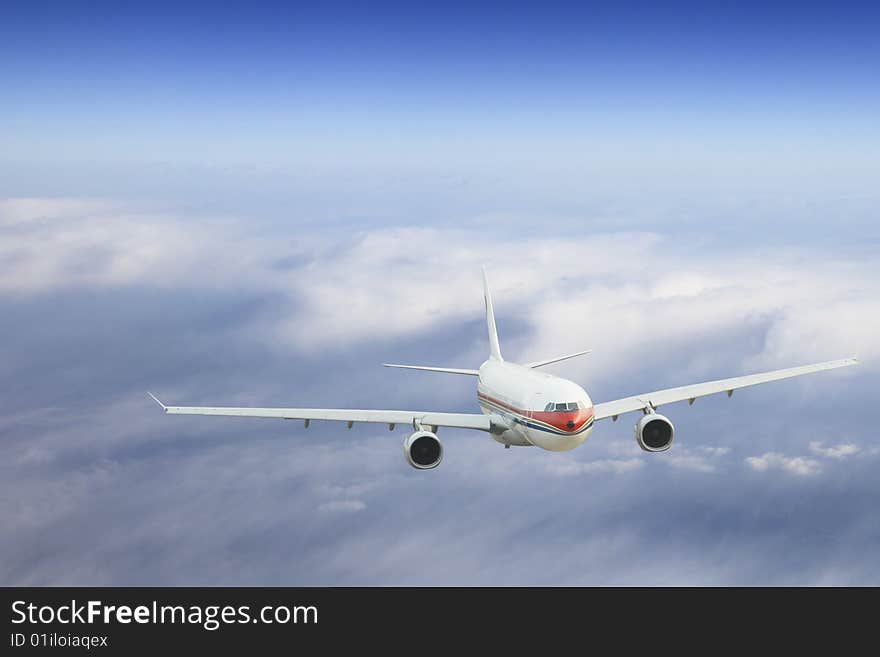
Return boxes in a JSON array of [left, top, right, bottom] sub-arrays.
[[148, 393, 501, 432], [592, 357, 858, 421]]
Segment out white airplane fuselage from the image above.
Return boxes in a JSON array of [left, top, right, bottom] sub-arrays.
[[476, 359, 594, 451]]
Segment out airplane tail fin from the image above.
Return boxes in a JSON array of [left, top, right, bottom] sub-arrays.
[[482, 266, 503, 361]]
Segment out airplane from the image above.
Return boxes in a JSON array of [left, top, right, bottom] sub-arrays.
[[149, 268, 858, 469]]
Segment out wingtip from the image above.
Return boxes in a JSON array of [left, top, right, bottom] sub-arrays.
[[147, 392, 167, 411]]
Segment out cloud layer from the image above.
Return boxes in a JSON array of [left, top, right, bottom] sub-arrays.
[[1, 198, 878, 585]]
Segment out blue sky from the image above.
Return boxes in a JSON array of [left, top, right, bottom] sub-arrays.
[[1, 1, 879, 584], [4, 1, 879, 164]]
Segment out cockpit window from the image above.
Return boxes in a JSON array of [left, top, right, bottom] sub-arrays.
[[544, 401, 587, 413], [544, 401, 587, 412]]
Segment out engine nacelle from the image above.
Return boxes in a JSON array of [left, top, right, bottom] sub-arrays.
[[634, 413, 675, 452], [403, 430, 443, 469]]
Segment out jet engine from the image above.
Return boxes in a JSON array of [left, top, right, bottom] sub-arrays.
[[634, 413, 675, 452], [404, 430, 443, 469]]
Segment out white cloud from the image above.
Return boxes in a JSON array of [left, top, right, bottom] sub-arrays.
[[665, 446, 731, 473], [603, 440, 730, 472], [314, 481, 384, 498], [2, 196, 877, 383], [0, 197, 117, 225], [745, 452, 822, 476], [808, 441, 861, 459], [545, 457, 644, 476], [666, 454, 717, 473], [317, 500, 367, 513], [0, 197, 277, 293], [650, 272, 725, 300], [267, 223, 878, 380], [603, 440, 640, 457]]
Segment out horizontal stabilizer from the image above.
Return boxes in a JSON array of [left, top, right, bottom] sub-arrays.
[[383, 363, 479, 376], [524, 350, 592, 369]]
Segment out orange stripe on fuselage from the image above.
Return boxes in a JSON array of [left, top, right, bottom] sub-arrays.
[[477, 392, 594, 433], [529, 408, 594, 432]]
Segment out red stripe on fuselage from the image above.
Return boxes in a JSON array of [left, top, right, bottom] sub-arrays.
[[477, 393, 594, 433], [529, 408, 594, 432]]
